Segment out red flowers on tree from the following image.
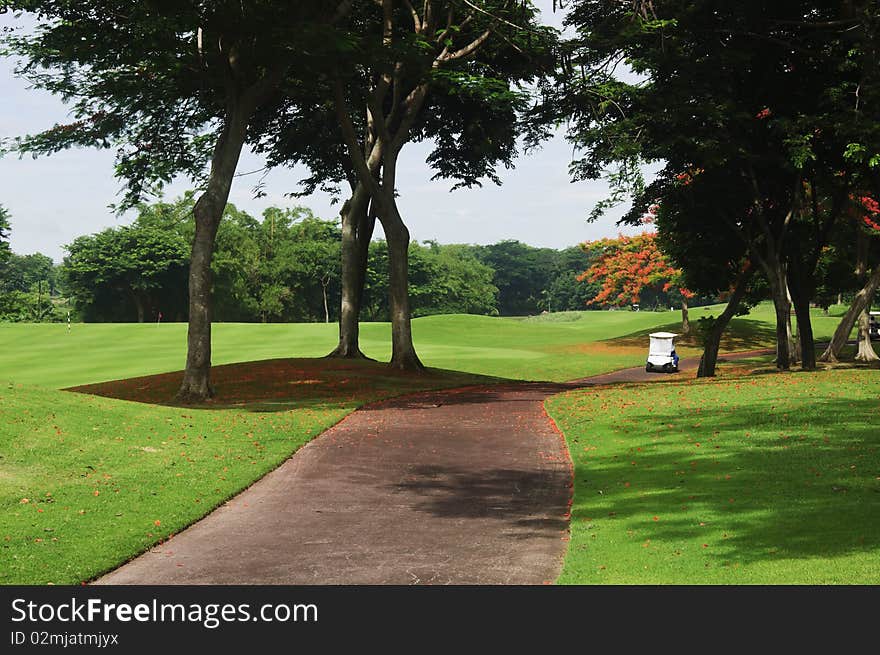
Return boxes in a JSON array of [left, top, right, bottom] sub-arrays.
[[578, 232, 692, 307], [858, 195, 880, 233]]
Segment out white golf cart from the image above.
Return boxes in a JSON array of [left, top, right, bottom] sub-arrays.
[[646, 331, 680, 373], [870, 311, 879, 341]]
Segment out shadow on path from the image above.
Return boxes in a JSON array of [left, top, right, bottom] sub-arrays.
[[95, 347, 774, 585]]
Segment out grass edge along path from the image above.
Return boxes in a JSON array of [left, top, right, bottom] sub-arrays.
[[545, 367, 880, 584], [0, 359, 498, 585], [96, 382, 574, 585]]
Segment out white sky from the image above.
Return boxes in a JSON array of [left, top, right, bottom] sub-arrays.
[[0, 2, 650, 262]]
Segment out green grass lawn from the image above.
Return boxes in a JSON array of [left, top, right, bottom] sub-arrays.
[[1, 383, 345, 584], [0, 301, 844, 388], [0, 304, 867, 584], [546, 368, 880, 584], [0, 310, 689, 387]]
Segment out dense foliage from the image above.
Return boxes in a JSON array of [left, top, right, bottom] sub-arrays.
[[551, 0, 880, 370], [0, 199, 599, 324], [579, 232, 691, 308]]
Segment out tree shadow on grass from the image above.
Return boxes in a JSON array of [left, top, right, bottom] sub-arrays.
[[606, 317, 777, 353], [566, 395, 880, 567], [65, 358, 505, 413]]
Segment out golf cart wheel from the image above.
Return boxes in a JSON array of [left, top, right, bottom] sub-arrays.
[[646, 363, 653, 372], [662, 363, 672, 372]]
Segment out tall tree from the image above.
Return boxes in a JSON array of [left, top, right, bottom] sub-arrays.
[[551, 0, 880, 371], [578, 231, 693, 330], [642, 171, 759, 376], [256, 1, 556, 367], [475, 240, 558, 316], [2, 253, 57, 295], [63, 223, 189, 323], [820, 193, 880, 361], [3, 1, 348, 400]]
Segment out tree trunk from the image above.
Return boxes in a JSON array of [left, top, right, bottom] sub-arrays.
[[176, 103, 250, 402], [767, 263, 791, 370], [697, 270, 751, 378], [322, 276, 330, 324], [855, 306, 879, 362], [381, 202, 423, 371], [680, 297, 690, 334], [820, 265, 880, 362], [788, 273, 816, 370], [130, 290, 145, 323], [327, 184, 374, 358], [371, 144, 423, 371]]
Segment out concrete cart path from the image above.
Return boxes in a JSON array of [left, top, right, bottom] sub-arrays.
[[96, 349, 771, 585]]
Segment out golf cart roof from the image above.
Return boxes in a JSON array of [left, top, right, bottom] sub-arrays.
[[649, 332, 678, 339], [870, 311, 880, 316]]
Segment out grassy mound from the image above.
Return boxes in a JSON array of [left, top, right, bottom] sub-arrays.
[[0, 304, 802, 388]]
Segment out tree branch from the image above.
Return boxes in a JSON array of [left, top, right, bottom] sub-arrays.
[[459, 0, 540, 34], [440, 28, 492, 61], [388, 82, 429, 155], [333, 77, 385, 204], [402, 0, 423, 33]]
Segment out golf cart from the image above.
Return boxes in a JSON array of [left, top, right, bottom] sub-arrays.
[[870, 311, 879, 341], [646, 332, 680, 373]]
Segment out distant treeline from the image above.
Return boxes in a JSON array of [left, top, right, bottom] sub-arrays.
[[0, 197, 605, 323]]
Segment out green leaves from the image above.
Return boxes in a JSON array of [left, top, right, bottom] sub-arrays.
[[843, 142, 880, 169], [783, 133, 816, 169]]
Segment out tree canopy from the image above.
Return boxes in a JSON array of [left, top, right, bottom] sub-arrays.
[[2, 0, 355, 399], [53, 197, 601, 325], [552, 0, 880, 370]]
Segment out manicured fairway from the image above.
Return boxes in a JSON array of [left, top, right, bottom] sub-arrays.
[[0, 311, 684, 387], [546, 368, 880, 584], [0, 305, 863, 584], [0, 302, 843, 388]]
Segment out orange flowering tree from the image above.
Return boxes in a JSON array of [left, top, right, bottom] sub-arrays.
[[578, 232, 694, 332]]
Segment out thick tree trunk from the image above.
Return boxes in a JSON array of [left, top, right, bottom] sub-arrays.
[[855, 306, 879, 362], [697, 270, 751, 378], [680, 298, 690, 334], [766, 263, 791, 370], [176, 104, 250, 402], [820, 265, 880, 362], [782, 282, 799, 365], [789, 316, 801, 364], [788, 274, 816, 370], [383, 214, 423, 370], [327, 185, 374, 358], [368, 160, 425, 372], [372, 146, 423, 371]]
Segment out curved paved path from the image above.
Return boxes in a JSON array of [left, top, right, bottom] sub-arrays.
[[96, 349, 769, 585]]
